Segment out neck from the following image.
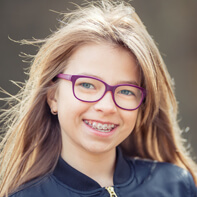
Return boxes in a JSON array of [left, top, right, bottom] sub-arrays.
[[61, 142, 116, 187]]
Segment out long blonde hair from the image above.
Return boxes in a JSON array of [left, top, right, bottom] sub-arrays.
[[0, 0, 196, 196]]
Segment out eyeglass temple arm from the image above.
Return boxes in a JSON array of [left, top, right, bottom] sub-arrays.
[[57, 73, 72, 81]]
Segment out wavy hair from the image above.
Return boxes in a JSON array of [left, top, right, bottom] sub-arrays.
[[0, 0, 196, 196]]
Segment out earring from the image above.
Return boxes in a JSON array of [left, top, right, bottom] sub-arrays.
[[51, 109, 58, 115]]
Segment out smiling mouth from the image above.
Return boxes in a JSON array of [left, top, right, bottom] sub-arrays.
[[83, 120, 118, 133]]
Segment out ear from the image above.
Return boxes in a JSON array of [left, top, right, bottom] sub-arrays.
[[47, 87, 58, 113]]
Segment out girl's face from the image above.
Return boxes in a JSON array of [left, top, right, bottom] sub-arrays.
[[49, 43, 140, 156]]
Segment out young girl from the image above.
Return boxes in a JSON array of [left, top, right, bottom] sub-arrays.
[[0, 1, 196, 196]]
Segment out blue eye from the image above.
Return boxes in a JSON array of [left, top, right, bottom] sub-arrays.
[[120, 89, 134, 96], [80, 83, 94, 89]]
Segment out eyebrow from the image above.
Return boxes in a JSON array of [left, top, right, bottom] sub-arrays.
[[77, 72, 139, 86], [117, 80, 139, 86]]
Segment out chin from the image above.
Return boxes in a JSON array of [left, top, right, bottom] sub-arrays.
[[82, 143, 116, 155]]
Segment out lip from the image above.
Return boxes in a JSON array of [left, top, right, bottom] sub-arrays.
[[83, 119, 118, 137]]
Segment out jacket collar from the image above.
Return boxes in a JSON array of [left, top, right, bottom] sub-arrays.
[[53, 147, 132, 191]]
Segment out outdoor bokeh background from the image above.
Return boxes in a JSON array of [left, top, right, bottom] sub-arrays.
[[0, 0, 196, 159]]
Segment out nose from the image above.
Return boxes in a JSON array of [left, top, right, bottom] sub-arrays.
[[93, 91, 117, 113]]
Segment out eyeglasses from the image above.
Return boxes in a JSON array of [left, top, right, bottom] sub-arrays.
[[56, 74, 146, 111]]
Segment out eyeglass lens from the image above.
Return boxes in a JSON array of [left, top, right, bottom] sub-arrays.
[[74, 77, 143, 110]]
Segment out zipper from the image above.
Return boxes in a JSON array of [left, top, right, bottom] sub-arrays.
[[105, 186, 118, 197]]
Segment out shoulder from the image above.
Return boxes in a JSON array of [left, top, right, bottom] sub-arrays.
[[132, 157, 190, 179], [129, 158, 197, 196], [9, 174, 59, 197]]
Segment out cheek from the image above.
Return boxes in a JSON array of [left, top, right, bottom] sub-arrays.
[[56, 90, 90, 125], [123, 109, 139, 130], [56, 83, 76, 111], [116, 110, 139, 147]]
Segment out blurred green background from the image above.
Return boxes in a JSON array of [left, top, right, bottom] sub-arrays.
[[0, 0, 196, 159]]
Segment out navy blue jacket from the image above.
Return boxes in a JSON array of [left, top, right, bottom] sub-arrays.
[[10, 149, 197, 197]]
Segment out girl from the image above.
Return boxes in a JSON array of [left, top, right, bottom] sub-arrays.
[[0, 1, 197, 196]]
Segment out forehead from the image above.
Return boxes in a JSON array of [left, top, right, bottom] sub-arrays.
[[64, 43, 140, 85]]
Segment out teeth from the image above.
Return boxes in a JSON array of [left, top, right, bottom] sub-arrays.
[[97, 123, 103, 130], [92, 122, 97, 128], [103, 124, 108, 130], [84, 120, 116, 132]]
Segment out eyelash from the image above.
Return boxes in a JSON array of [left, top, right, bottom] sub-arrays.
[[80, 83, 94, 89]]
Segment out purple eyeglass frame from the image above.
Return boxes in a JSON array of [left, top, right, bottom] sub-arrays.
[[56, 73, 146, 111]]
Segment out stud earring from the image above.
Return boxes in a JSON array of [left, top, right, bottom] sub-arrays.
[[51, 109, 58, 115]]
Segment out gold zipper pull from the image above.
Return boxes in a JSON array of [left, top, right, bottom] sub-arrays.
[[105, 186, 118, 197]]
